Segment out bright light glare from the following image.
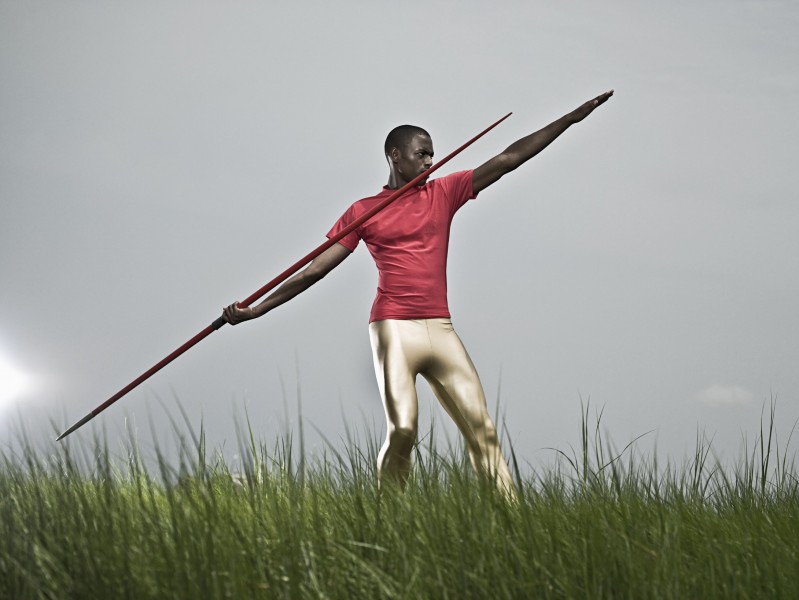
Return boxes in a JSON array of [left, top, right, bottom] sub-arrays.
[[0, 355, 29, 407]]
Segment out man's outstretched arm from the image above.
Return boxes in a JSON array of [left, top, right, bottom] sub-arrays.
[[222, 242, 352, 325], [472, 90, 613, 194]]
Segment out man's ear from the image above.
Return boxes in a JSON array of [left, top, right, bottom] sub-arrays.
[[388, 146, 400, 164]]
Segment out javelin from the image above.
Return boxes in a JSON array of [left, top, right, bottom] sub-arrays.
[[56, 112, 512, 441]]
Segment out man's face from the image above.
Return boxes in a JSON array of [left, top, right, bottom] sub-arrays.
[[394, 134, 434, 185]]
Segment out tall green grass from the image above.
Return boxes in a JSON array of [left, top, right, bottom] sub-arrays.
[[2, 402, 797, 599]]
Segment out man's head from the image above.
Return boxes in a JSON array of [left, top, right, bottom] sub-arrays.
[[384, 125, 434, 186]]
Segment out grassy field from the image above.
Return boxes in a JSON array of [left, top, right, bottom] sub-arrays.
[[2, 405, 797, 599]]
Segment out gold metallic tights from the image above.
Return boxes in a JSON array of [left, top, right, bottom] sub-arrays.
[[369, 318, 515, 497]]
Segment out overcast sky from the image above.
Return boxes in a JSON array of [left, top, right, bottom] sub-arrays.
[[1, 0, 797, 472]]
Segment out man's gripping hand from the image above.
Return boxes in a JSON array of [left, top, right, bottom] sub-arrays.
[[569, 90, 614, 124], [222, 302, 257, 325]]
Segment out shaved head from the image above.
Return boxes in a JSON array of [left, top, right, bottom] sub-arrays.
[[384, 125, 430, 157]]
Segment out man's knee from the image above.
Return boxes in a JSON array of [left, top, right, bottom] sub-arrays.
[[463, 412, 500, 450], [458, 403, 492, 432], [387, 422, 417, 449]]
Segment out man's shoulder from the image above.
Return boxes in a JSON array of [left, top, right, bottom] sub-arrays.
[[347, 169, 473, 209], [433, 169, 473, 185], [347, 188, 393, 212]]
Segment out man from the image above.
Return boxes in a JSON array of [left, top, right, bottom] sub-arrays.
[[223, 90, 613, 495]]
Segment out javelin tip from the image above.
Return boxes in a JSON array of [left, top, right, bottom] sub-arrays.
[[56, 412, 95, 442]]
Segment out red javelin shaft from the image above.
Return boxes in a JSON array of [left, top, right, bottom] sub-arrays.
[[56, 112, 512, 441]]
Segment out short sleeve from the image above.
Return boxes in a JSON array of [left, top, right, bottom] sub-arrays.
[[436, 170, 477, 216], [326, 204, 361, 251]]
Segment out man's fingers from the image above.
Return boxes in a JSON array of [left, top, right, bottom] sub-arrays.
[[571, 90, 613, 123], [222, 301, 242, 325], [582, 89, 614, 115], [596, 89, 614, 104]]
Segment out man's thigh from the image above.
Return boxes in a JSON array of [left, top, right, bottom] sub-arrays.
[[422, 319, 488, 418], [368, 320, 430, 422]]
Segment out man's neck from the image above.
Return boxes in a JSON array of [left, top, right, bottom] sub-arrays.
[[386, 170, 412, 190]]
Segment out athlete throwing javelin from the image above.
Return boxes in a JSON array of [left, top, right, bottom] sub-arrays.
[[223, 90, 613, 495]]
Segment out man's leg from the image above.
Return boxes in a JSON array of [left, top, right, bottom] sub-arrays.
[[369, 320, 425, 488], [421, 319, 516, 497]]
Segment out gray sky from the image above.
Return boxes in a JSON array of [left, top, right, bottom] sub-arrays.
[[2, 0, 798, 471]]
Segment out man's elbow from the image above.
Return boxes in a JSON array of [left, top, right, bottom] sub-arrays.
[[498, 152, 524, 173], [302, 265, 329, 285]]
